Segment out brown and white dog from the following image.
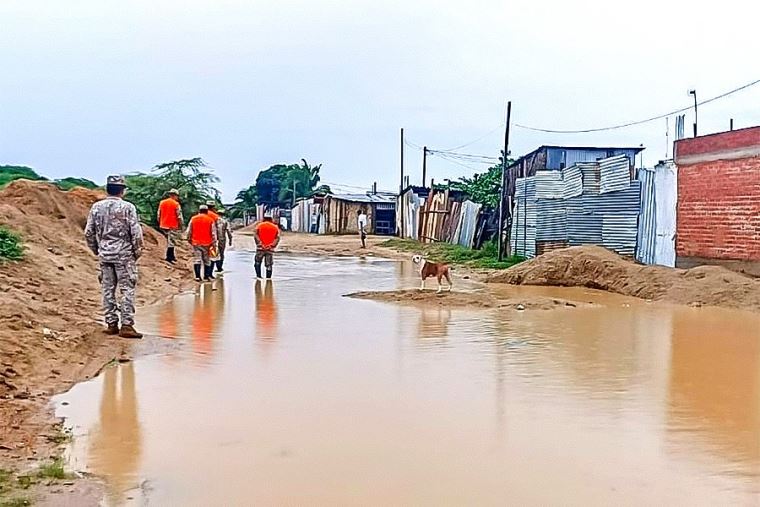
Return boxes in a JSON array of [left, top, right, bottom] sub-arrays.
[[412, 254, 452, 293]]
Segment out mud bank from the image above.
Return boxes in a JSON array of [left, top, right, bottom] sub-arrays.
[[490, 245, 760, 312], [345, 289, 594, 310], [0, 180, 193, 502]]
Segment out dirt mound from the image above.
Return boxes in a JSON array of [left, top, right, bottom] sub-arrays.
[[0, 180, 193, 467], [346, 289, 497, 307], [345, 289, 593, 311], [489, 245, 760, 311]]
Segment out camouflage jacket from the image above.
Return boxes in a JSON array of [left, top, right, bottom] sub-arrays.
[[85, 197, 144, 262], [218, 218, 233, 244]]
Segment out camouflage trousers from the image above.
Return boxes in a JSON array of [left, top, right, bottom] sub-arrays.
[[192, 245, 211, 266], [161, 228, 182, 247], [99, 260, 138, 326]]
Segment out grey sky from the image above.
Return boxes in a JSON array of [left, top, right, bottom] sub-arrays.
[[1, 0, 758, 201]]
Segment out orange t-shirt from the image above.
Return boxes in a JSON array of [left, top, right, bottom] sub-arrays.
[[158, 198, 181, 229], [189, 214, 215, 246], [256, 221, 280, 248], [208, 210, 219, 222]]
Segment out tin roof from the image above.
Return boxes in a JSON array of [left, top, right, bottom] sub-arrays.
[[328, 192, 396, 204]]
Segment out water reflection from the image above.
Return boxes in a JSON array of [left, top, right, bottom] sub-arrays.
[[668, 308, 760, 484], [254, 280, 278, 354], [416, 306, 451, 342], [88, 363, 142, 505], [190, 282, 224, 362], [157, 299, 179, 339]]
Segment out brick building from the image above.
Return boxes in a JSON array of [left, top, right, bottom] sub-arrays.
[[674, 126, 760, 274]]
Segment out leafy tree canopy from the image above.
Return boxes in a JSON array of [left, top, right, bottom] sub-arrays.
[[448, 152, 514, 209], [237, 159, 327, 211], [54, 177, 98, 191], [0, 165, 47, 187], [125, 158, 220, 227]]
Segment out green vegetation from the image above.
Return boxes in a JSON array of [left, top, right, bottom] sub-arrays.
[[36, 459, 66, 480], [447, 152, 514, 209], [0, 469, 11, 495], [0, 166, 47, 188], [233, 159, 329, 217], [125, 158, 220, 227], [0, 165, 99, 192], [0, 497, 32, 507], [381, 238, 524, 270], [0, 227, 24, 262], [54, 177, 98, 191]]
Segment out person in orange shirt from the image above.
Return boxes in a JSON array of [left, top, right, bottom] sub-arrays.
[[254, 213, 281, 280], [186, 205, 218, 282], [157, 189, 184, 264]]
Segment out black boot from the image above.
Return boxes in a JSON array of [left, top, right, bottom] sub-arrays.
[[193, 264, 202, 281], [216, 260, 224, 273], [204, 265, 214, 280], [266, 268, 273, 280], [254, 263, 262, 279], [167, 247, 176, 264]]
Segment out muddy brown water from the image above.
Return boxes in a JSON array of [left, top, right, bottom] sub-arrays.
[[54, 252, 760, 506]]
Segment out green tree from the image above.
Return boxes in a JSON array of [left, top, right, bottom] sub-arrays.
[[125, 158, 220, 227], [54, 177, 99, 191], [449, 152, 514, 209], [0, 166, 47, 188], [252, 159, 325, 207]]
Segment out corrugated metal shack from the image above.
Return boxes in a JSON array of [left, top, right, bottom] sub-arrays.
[[290, 196, 325, 234], [397, 186, 488, 248], [511, 154, 643, 258], [501, 145, 645, 254], [636, 161, 677, 267], [322, 192, 396, 235]]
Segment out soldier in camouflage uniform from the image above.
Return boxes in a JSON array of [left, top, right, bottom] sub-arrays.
[[214, 209, 233, 273], [85, 175, 144, 339]]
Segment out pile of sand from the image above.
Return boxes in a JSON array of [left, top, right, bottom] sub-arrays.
[[345, 289, 593, 311], [0, 180, 193, 465], [489, 245, 760, 311]]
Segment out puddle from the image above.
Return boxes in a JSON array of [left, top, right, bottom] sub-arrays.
[[55, 252, 760, 505]]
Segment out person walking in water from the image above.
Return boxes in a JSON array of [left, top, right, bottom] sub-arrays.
[[214, 208, 233, 273], [84, 175, 144, 339], [186, 204, 218, 282], [357, 208, 368, 248], [157, 188, 183, 264], [206, 201, 222, 269], [254, 213, 280, 280]]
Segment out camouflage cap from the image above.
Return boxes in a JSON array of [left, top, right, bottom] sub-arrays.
[[199, 204, 209, 211], [107, 175, 127, 187], [168, 188, 179, 195], [206, 200, 217, 207]]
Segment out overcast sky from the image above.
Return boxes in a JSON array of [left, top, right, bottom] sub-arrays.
[[1, 0, 758, 200]]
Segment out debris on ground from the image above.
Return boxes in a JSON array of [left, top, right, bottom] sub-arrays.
[[488, 245, 760, 312]]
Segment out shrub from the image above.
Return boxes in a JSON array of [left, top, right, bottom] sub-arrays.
[[0, 226, 24, 261]]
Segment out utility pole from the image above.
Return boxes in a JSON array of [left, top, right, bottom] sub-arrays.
[[497, 101, 512, 261], [423, 146, 428, 188], [292, 180, 297, 208], [730, 118, 734, 131], [689, 89, 698, 137], [400, 128, 405, 237]]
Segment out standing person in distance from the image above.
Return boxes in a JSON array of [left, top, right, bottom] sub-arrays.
[[84, 175, 144, 339], [186, 205, 218, 282], [214, 208, 233, 273], [157, 188, 183, 264], [254, 213, 281, 280], [357, 208, 368, 248]]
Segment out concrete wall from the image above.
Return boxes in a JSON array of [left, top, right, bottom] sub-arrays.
[[675, 126, 760, 266]]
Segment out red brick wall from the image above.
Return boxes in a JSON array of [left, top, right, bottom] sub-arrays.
[[677, 156, 760, 261], [675, 126, 760, 158]]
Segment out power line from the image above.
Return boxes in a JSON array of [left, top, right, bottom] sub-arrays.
[[515, 77, 760, 134], [442, 123, 505, 151]]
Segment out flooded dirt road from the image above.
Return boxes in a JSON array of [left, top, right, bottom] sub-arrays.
[[55, 251, 760, 505]]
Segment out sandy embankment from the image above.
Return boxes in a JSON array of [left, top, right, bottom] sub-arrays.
[[0, 180, 193, 491], [488, 245, 760, 312]]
